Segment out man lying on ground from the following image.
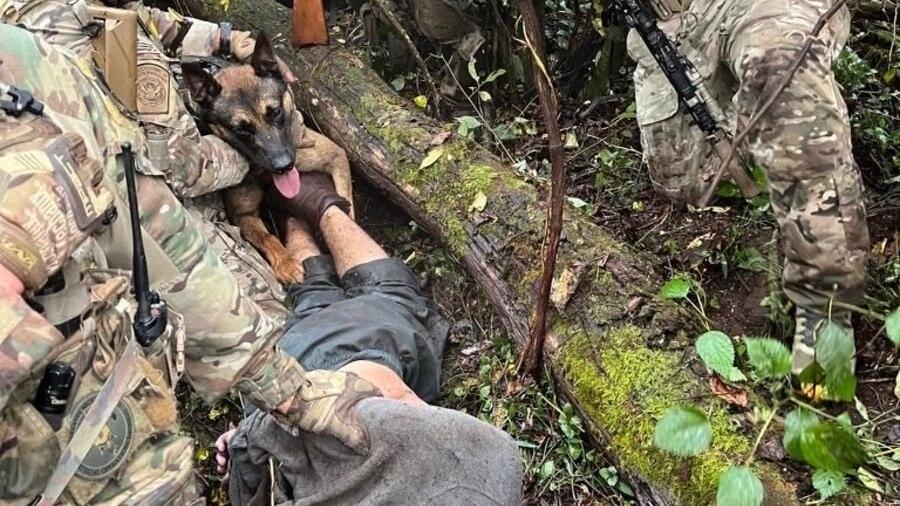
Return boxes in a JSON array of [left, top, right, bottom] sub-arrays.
[[216, 172, 524, 505]]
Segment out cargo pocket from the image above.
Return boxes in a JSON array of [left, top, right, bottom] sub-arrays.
[[626, 29, 717, 203], [62, 352, 185, 505], [0, 401, 61, 500]]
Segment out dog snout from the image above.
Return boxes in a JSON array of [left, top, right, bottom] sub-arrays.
[[270, 151, 294, 173]]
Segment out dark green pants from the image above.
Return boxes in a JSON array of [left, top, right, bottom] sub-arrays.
[[280, 256, 448, 402]]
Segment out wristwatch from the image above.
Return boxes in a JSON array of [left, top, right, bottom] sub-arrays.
[[218, 22, 233, 57]]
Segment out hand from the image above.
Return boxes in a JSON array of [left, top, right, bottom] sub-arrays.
[[276, 369, 381, 454], [267, 172, 351, 226], [215, 426, 237, 475]]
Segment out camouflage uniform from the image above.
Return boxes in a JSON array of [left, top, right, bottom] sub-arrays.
[[0, 0, 292, 317], [0, 21, 374, 505], [627, 0, 870, 369]]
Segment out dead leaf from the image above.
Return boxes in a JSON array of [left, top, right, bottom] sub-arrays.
[[709, 375, 748, 408], [626, 296, 644, 313], [460, 341, 490, 356], [430, 131, 452, 146], [468, 191, 488, 213], [550, 264, 585, 311], [505, 379, 526, 396]]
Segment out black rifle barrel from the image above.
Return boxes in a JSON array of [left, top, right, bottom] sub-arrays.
[[615, 0, 718, 135]]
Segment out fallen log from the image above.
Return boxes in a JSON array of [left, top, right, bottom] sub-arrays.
[[190, 1, 798, 503]]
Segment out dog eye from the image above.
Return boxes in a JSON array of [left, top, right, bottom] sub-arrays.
[[267, 106, 284, 123], [234, 120, 255, 136]]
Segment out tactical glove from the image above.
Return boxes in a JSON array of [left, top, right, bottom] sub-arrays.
[[275, 369, 381, 454], [267, 171, 351, 226]]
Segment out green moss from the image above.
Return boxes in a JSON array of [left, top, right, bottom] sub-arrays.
[[557, 325, 751, 505]]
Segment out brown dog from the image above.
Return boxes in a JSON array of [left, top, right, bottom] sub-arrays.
[[182, 33, 352, 284]]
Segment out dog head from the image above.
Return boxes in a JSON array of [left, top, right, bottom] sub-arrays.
[[183, 33, 299, 194]]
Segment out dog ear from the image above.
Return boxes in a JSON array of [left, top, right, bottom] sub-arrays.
[[182, 62, 221, 104], [250, 32, 281, 78]]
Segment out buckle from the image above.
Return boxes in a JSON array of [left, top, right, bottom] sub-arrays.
[[0, 86, 44, 117]]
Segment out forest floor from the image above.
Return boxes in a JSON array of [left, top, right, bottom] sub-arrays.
[[182, 3, 900, 504]]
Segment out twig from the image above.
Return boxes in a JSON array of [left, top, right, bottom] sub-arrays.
[[698, 0, 851, 207], [745, 402, 780, 466], [515, 0, 567, 378], [369, 0, 442, 117]]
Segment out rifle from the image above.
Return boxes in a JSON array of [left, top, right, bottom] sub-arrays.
[[121, 143, 168, 347], [613, 0, 760, 200], [292, 0, 329, 47]]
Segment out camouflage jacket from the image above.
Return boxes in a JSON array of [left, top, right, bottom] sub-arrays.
[[0, 0, 260, 198], [0, 13, 303, 428]]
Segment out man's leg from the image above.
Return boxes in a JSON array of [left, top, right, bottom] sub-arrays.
[[284, 217, 424, 405], [318, 206, 389, 276], [727, 0, 869, 373]]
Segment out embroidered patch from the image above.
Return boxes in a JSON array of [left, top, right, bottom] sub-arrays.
[[71, 393, 135, 480], [136, 61, 171, 116]]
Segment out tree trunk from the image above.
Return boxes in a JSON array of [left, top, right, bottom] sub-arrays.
[[189, 1, 797, 503]]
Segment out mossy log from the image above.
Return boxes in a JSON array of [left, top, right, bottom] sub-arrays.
[[191, 1, 799, 503]]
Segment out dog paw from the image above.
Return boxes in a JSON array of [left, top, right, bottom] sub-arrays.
[[272, 255, 303, 285]]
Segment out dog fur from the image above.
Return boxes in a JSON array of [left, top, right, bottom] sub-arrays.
[[182, 33, 352, 284]]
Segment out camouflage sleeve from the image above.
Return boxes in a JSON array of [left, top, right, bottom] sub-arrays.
[[113, 173, 304, 410], [0, 0, 94, 57], [0, 292, 64, 411], [146, 117, 250, 198], [144, 7, 254, 59]]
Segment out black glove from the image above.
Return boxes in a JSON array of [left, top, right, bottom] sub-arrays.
[[268, 172, 351, 225]]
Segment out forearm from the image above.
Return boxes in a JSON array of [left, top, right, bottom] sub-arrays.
[[146, 7, 253, 58], [0, 287, 65, 411]]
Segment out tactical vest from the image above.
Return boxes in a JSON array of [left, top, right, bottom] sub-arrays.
[[0, 75, 194, 504]]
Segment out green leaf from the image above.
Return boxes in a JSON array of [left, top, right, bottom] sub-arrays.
[[805, 422, 867, 472], [413, 95, 428, 109], [816, 321, 856, 401], [876, 456, 900, 472], [477, 90, 492, 102], [659, 275, 692, 300], [456, 115, 481, 137], [539, 459, 555, 479], [696, 331, 738, 380], [716, 181, 742, 199], [419, 147, 444, 169], [885, 307, 900, 346], [390, 75, 406, 91], [723, 366, 747, 382], [653, 406, 711, 457], [783, 408, 820, 462], [745, 338, 792, 379], [484, 68, 506, 83], [812, 469, 846, 500], [467, 58, 479, 83], [734, 247, 766, 272], [716, 466, 764, 506], [784, 408, 867, 473], [858, 467, 883, 493]]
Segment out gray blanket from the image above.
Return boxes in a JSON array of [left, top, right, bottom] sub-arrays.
[[229, 398, 523, 505]]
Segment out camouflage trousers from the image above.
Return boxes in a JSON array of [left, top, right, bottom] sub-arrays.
[[628, 0, 869, 312]]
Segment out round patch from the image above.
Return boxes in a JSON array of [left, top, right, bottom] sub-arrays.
[[136, 62, 171, 115], [71, 393, 135, 480]]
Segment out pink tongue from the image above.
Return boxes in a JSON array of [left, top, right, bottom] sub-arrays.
[[273, 168, 301, 198]]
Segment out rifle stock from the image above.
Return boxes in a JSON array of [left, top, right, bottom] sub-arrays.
[[292, 0, 328, 47]]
